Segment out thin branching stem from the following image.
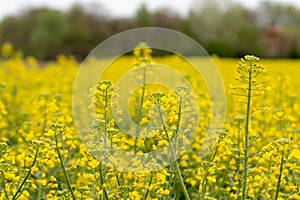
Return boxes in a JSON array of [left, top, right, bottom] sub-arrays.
[[98, 164, 109, 200], [158, 102, 190, 200], [102, 87, 110, 199], [242, 65, 252, 200], [12, 148, 39, 200], [275, 152, 284, 200], [165, 98, 183, 199], [54, 130, 76, 200], [134, 66, 146, 153], [143, 172, 154, 200], [237, 120, 242, 196], [197, 132, 222, 200]]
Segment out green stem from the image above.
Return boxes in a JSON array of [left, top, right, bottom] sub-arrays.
[[165, 97, 182, 199], [197, 133, 220, 200], [104, 87, 108, 150], [158, 103, 190, 200], [265, 156, 272, 198], [12, 148, 39, 200], [237, 121, 242, 195], [242, 68, 252, 200], [134, 67, 146, 153], [165, 161, 175, 200], [54, 131, 76, 200], [103, 88, 109, 199], [143, 172, 154, 200], [98, 164, 109, 200], [275, 152, 284, 200], [201, 149, 219, 198]]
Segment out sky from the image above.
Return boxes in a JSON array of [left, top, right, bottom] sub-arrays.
[[1, 0, 300, 20]]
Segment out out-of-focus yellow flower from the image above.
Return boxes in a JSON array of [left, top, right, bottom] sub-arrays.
[[36, 179, 47, 186], [207, 176, 216, 183], [89, 159, 100, 168], [1, 42, 14, 58]]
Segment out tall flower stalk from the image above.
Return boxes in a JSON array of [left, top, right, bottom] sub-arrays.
[[132, 42, 154, 153], [230, 55, 270, 199], [93, 80, 116, 199], [150, 91, 191, 200]]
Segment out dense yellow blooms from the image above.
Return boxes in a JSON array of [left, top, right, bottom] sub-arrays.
[[0, 43, 299, 199]]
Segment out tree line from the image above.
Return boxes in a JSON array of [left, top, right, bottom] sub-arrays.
[[0, 0, 300, 60]]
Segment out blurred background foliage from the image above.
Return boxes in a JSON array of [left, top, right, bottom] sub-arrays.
[[0, 0, 300, 60]]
